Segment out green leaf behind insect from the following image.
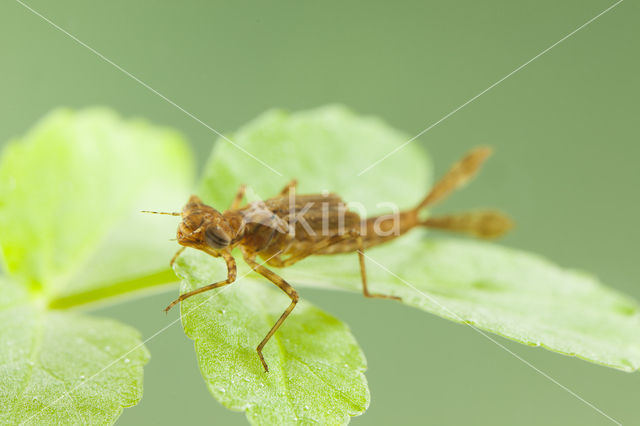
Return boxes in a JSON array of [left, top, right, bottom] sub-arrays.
[[0, 108, 194, 303], [175, 250, 370, 426], [200, 104, 432, 213], [284, 234, 640, 372], [197, 104, 640, 373]]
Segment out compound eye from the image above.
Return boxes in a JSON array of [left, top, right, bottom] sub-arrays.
[[205, 226, 230, 248]]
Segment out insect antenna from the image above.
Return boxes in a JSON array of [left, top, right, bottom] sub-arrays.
[[141, 210, 181, 216]]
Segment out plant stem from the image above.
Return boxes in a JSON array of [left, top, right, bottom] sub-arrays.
[[48, 269, 178, 310]]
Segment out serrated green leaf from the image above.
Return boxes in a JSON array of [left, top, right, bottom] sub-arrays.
[[0, 108, 195, 424], [174, 250, 369, 426], [0, 108, 194, 305], [284, 234, 640, 372], [196, 104, 640, 372], [0, 280, 150, 425]]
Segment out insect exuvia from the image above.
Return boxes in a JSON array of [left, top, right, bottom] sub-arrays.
[[144, 147, 512, 372]]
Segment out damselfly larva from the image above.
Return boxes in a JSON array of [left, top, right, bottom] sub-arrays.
[[144, 147, 512, 372]]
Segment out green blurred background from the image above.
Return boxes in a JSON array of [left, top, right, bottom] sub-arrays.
[[1, 0, 638, 424]]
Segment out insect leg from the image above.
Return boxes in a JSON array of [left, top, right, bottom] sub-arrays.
[[242, 252, 299, 372], [278, 179, 298, 196], [269, 230, 401, 300], [351, 230, 401, 301], [169, 246, 186, 267], [273, 232, 355, 267], [164, 251, 237, 312], [230, 184, 247, 209]]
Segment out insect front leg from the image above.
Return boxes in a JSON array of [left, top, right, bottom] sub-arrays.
[[169, 246, 186, 267], [242, 251, 299, 373], [164, 250, 237, 312]]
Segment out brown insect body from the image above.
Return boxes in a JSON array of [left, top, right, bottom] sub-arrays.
[[146, 147, 513, 372]]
